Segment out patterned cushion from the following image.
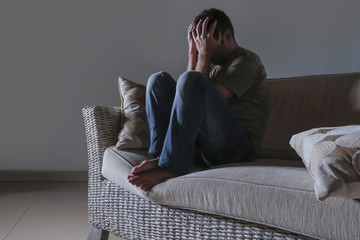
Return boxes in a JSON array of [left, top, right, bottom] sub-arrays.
[[115, 77, 150, 150], [290, 125, 360, 200]]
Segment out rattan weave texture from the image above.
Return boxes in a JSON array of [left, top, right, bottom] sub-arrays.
[[83, 106, 316, 240]]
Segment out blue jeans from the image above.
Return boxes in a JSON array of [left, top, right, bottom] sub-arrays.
[[146, 71, 253, 174]]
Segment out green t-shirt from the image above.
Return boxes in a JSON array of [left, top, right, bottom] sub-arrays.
[[209, 47, 267, 152]]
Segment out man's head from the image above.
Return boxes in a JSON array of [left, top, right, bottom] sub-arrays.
[[193, 8, 238, 65], [193, 8, 235, 41]]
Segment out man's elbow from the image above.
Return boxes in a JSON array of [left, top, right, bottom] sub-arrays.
[[214, 82, 233, 99]]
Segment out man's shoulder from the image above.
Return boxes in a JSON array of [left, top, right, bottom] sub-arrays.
[[211, 47, 266, 81], [230, 47, 266, 79], [236, 47, 264, 68]]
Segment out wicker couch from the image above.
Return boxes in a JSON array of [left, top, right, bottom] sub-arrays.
[[83, 72, 360, 240]]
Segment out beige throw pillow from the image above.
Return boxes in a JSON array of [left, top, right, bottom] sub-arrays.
[[115, 77, 150, 150], [290, 125, 360, 201]]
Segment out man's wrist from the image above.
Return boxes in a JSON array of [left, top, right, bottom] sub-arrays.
[[197, 52, 211, 62], [188, 51, 198, 59], [195, 53, 212, 77], [187, 52, 198, 71]]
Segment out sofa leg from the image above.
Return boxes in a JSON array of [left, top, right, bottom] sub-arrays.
[[88, 226, 109, 240]]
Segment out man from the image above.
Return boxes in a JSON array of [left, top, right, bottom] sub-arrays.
[[128, 8, 267, 191]]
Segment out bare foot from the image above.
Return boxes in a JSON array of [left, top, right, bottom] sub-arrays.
[[131, 157, 159, 175], [128, 167, 181, 191]]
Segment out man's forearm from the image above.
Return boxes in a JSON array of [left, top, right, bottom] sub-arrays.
[[195, 53, 212, 77], [187, 53, 197, 71]]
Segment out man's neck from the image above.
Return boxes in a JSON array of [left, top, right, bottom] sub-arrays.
[[218, 43, 240, 65], [229, 41, 239, 52]]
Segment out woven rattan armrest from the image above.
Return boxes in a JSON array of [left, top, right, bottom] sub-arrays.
[[82, 105, 122, 180]]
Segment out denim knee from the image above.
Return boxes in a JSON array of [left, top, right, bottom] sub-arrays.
[[147, 71, 172, 92], [177, 71, 206, 96]]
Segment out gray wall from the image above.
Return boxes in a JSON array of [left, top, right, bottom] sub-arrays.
[[1, 0, 359, 171]]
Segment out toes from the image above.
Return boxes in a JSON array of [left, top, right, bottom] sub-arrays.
[[131, 166, 138, 174], [131, 166, 139, 175], [128, 175, 151, 191], [134, 179, 147, 188], [128, 175, 140, 184], [128, 175, 148, 189], [137, 180, 152, 191], [131, 159, 159, 175], [140, 184, 151, 191], [131, 161, 147, 174]]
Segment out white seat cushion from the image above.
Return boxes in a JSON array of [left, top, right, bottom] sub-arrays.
[[102, 146, 360, 240]]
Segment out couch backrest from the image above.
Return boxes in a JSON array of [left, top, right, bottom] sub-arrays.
[[259, 72, 360, 159]]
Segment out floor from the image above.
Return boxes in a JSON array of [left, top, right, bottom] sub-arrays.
[[0, 181, 124, 240]]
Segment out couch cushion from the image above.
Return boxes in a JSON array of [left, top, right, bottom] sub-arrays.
[[102, 146, 360, 240], [260, 72, 360, 159]]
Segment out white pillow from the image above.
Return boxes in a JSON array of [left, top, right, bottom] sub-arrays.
[[290, 125, 360, 201]]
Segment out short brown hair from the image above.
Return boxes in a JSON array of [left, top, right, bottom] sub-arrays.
[[193, 8, 234, 38]]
